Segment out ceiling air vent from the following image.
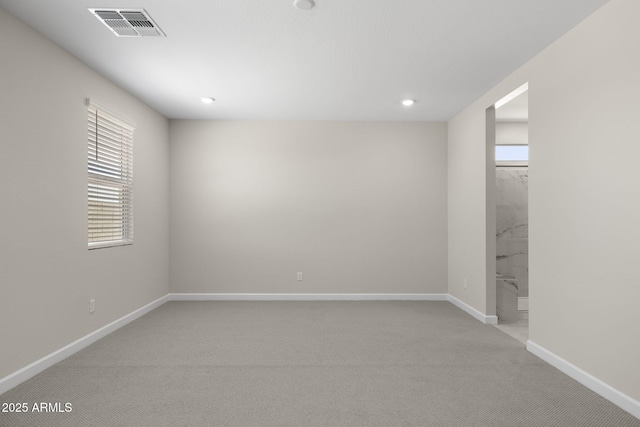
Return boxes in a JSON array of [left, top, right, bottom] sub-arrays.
[[89, 9, 165, 37]]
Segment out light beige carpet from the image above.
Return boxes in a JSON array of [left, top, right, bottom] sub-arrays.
[[1, 301, 638, 427]]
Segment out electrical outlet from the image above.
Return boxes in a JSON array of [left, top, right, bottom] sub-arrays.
[[463, 279, 467, 289], [89, 299, 95, 313], [297, 272, 303, 281]]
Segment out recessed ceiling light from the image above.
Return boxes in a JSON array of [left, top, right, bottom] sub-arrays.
[[201, 97, 215, 104], [294, 0, 315, 10], [402, 99, 415, 107]]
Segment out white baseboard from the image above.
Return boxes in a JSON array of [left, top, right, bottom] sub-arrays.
[[0, 294, 169, 396], [447, 294, 498, 324], [527, 340, 640, 420], [169, 293, 449, 301]]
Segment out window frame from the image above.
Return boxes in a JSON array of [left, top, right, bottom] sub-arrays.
[[495, 144, 528, 167], [87, 99, 135, 249]]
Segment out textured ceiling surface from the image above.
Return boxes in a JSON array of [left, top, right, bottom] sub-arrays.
[[0, 0, 608, 120]]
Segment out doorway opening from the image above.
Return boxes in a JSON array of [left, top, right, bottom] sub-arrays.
[[493, 83, 529, 344]]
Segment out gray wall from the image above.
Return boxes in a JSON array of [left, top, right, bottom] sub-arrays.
[[170, 121, 447, 294], [448, 0, 640, 402], [0, 9, 170, 380], [496, 122, 528, 145]]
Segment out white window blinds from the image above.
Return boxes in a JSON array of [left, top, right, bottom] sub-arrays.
[[87, 100, 134, 249]]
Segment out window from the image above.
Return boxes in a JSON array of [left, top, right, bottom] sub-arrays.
[[87, 100, 134, 249], [496, 145, 528, 166]]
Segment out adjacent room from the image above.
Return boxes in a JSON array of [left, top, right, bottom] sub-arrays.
[[1, 0, 639, 425]]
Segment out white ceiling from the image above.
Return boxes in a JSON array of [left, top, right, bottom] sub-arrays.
[[0, 0, 608, 120], [496, 91, 528, 121]]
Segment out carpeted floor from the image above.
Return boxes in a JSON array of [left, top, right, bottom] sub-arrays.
[[1, 301, 639, 426]]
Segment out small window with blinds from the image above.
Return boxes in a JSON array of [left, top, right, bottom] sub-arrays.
[[87, 100, 134, 249]]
